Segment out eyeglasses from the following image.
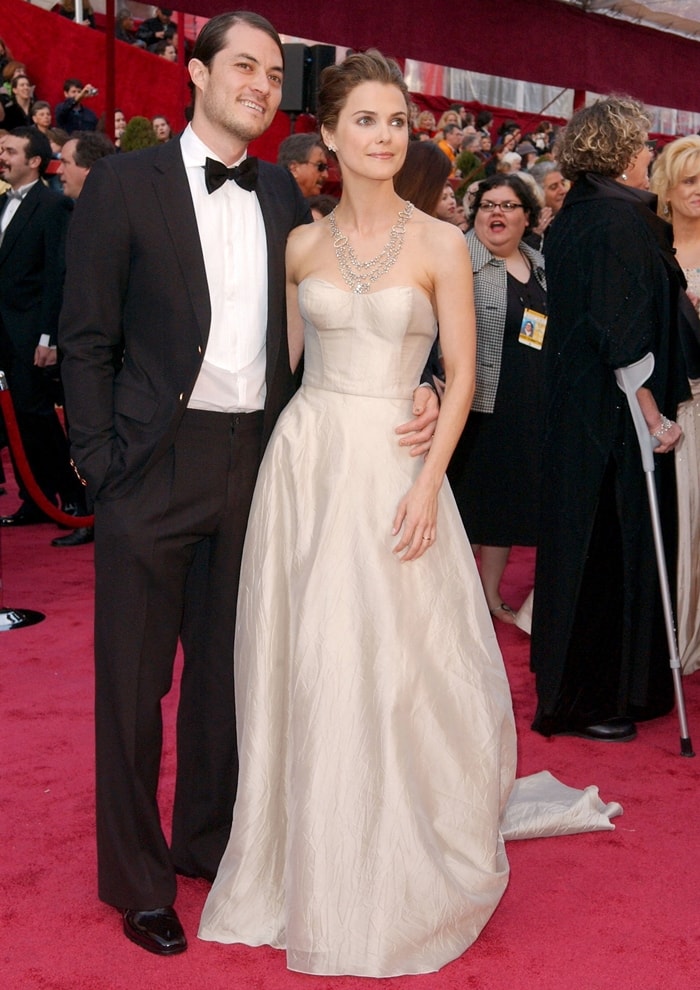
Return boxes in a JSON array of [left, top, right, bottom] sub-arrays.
[[478, 200, 524, 213], [303, 161, 329, 173]]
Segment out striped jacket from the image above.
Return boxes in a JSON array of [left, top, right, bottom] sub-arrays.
[[466, 228, 546, 412]]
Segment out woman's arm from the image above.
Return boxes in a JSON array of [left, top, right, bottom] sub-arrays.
[[285, 228, 307, 374], [393, 224, 476, 560]]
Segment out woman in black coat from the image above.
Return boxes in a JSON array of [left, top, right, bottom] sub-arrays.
[[530, 96, 693, 742]]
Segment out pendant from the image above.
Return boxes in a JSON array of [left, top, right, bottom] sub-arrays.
[[354, 282, 370, 294]]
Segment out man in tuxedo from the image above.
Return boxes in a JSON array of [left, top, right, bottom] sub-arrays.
[[0, 128, 84, 527], [60, 10, 436, 956]]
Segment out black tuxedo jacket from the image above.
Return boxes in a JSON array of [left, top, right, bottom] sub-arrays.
[[0, 181, 72, 355], [59, 138, 310, 505]]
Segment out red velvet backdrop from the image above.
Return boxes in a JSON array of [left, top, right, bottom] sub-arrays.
[[3, 0, 696, 160], [177, 0, 700, 114], [0, 3, 566, 165]]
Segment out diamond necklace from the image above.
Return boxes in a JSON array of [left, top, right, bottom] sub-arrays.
[[329, 201, 414, 294]]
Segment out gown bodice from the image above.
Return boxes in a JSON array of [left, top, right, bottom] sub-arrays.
[[298, 278, 436, 399]]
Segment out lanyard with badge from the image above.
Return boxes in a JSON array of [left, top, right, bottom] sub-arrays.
[[518, 307, 547, 350]]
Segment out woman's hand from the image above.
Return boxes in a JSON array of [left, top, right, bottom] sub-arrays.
[[391, 476, 439, 561], [636, 386, 683, 454], [650, 416, 683, 454], [532, 206, 553, 236]]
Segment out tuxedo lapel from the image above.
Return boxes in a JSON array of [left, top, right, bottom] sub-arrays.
[[0, 183, 42, 265], [255, 170, 286, 390], [149, 142, 211, 347]]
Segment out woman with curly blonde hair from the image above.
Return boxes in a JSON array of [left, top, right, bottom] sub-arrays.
[[531, 96, 693, 741], [556, 95, 651, 182], [651, 135, 700, 674]]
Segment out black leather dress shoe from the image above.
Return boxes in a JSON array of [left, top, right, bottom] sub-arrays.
[[123, 907, 187, 955], [51, 526, 94, 547], [0, 504, 51, 526], [552, 717, 637, 742]]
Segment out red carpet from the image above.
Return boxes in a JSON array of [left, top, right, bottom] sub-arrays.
[[2, 451, 699, 989]]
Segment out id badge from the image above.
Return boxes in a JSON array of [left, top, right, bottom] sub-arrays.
[[518, 308, 547, 350]]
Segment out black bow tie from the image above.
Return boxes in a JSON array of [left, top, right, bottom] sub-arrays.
[[204, 156, 258, 194]]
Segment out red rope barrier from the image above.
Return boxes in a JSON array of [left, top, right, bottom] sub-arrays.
[[0, 384, 95, 529]]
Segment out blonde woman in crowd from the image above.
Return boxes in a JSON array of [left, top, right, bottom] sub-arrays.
[[651, 135, 700, 674]]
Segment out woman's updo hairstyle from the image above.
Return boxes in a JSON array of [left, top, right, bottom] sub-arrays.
[[317, 49, 409, 143]]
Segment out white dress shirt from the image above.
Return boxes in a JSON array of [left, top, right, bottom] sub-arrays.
[[0, 179, 38, 241], [180, 125, 268, 412]]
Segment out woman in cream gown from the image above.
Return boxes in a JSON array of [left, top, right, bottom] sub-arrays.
[[652, 137, 700, 674], [199, 52, 619, 977]]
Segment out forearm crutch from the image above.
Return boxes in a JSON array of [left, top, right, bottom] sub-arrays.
[[615, 354, 694, 757]]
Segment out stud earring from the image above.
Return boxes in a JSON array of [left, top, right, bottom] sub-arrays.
[[621, 172, 628, 181], [328, 144, 336, 153]]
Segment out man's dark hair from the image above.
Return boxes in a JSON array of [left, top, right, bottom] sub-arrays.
[[73, 132, 116, 169], [444, 123, 462, 137], [277, 133, 323, 171], [10, 126, 52, 176], [63, 78, 83, 93], [152, 39, 174, 56], [306, 193, 337, 217], [188, 11, 284, 105]]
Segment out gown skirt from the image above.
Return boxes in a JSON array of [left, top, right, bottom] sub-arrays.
[[199, 279, 617, 976]]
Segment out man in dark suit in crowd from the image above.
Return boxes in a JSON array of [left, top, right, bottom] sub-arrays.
[[49, 131, 116, 547], [136, 6, 176, 49], [59, 10, 436, 957], [0, 127, 84, 528]]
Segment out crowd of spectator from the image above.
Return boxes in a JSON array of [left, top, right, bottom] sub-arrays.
[[2, 11, 700, 711], [0, 17, 182, 544]]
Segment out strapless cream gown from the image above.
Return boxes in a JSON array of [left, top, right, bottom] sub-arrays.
[[199, 279, 620, 976]]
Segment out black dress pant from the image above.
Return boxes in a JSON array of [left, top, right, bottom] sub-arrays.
[[93, 408, 263, 909]]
